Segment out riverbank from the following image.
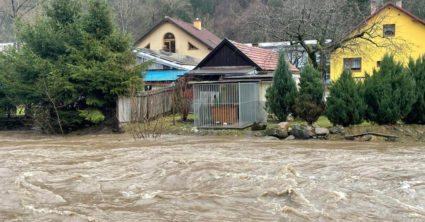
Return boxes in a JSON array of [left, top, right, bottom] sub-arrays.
[[122, 114, 425, 143], [2, 114, 425, 143]]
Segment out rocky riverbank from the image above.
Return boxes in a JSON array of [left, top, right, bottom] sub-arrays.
[[122, 115, 425, 143]]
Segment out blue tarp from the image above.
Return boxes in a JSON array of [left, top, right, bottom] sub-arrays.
[[143, 70, 188, 82]]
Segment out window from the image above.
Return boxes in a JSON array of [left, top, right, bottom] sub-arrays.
[[344, 58, 362, 71], [145, 43, 150, 49], [163, 33, 175, 53], [188, 42, 198, 50], [383, 24, 395, 37], [377, 61, 381, 67]]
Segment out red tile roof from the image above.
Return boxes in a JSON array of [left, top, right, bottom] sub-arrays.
[[231, 41, 299, 72], [136, 17, 221, 49]]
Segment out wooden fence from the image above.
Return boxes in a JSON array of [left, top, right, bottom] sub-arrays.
[[117, 86, 174, 125]]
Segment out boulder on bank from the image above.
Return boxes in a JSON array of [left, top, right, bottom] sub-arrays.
[[290, 124, 311, 140], [330, 126, 345, 135], [278, 122, 290, 135], [285, 135, 295, 140], [264, 127, 288, 139], [314, 127, 329, 140]]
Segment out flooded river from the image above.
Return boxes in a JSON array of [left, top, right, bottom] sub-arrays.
[[0, 131, 424, 221]]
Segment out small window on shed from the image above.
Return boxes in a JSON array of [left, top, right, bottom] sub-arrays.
[[188, 42, 198, 50], [383, 24, 395, 37]]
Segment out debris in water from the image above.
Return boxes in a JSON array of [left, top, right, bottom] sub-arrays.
[[282, 205, 311, 221]]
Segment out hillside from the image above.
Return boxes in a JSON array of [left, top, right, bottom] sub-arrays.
[[1, 0, 425, 43]]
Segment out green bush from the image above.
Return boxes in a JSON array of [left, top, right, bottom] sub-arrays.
[[326, 69, 366, 127], [265, 52, 298, 122], [364, 54, 416, 124], [403, 55, 425, 124], [293, 65, 325, 125]]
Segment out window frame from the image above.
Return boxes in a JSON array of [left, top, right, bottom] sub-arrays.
[[343, 58, 362, 72], [383, 24, 395, 37], [163, 33, 176, 53]]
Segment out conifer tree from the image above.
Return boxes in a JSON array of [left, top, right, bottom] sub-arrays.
[[265, 53, 298, 122], [293, 65, 324, 125], [0, 0, 145, 133], [403, 55, 425, 124], [326, 69, 366, 126], [364, 54, 416, 124]]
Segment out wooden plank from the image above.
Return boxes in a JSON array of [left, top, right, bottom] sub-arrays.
[[345, 132, 398, 140]]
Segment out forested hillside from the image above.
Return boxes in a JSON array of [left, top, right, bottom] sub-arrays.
[[1, 0, 425, 43]]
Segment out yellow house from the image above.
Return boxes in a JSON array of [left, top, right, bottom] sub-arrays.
[[330, 2, 425, 81], [135, 17, 221, 60]]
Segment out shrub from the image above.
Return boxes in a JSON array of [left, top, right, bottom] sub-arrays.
[[403, 55, 425, 124], [293, 65, 325, 125], [265, 52, 298, 122], [326, 69, 366, 126], [364, 54, 416, 124]]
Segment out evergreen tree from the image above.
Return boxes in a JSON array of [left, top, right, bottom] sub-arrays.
[[293, 65, 325, 125], [326, 69, 366, 126], [403, 55, 425, 124], [265, 53, 298, 122], [0, 0, 145, 133], [364, 54, 416, 124]]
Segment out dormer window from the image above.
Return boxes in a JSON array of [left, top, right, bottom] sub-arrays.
[[163, 33, 176, 53], [383, 24, 395, 37]]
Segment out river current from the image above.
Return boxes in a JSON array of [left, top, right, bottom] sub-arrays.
[[0, 131, 424, 221]]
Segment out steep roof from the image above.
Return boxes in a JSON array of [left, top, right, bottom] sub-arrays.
[[195, 39, 299, 72], [231, 41, 298, 72], [346, 2, 425, 37], [135, 17, 221, 49], [369, 2, 425, 26]]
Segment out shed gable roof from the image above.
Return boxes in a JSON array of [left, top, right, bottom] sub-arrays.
[[136, 17, 221, 49], [195, 39, 299, 72]]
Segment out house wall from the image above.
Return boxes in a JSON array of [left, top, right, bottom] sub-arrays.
[[330, 5, 425, 81], [135, 22, 212, 60], [259, 81, 271, 103]]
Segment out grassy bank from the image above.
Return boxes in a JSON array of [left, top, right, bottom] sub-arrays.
[[122, 114, 425, 142]]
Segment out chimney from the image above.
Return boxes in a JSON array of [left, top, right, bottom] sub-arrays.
[[396, 0, 402, 8], [193, 18, 202, 30], [370, 0, 379, 14]]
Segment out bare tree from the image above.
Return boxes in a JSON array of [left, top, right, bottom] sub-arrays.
[[252, 0, 407, 78], [0, 0, 44, 43], [173, 77, 192, 122], [109, 0, 140, 33]]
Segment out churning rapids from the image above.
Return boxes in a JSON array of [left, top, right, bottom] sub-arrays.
[[0, 131, 425, 221]]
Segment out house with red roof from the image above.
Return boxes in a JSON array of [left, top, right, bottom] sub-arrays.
[[135, 16, 221, 60]]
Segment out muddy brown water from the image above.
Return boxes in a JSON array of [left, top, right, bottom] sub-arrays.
[[0, 131, 424, 221]]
